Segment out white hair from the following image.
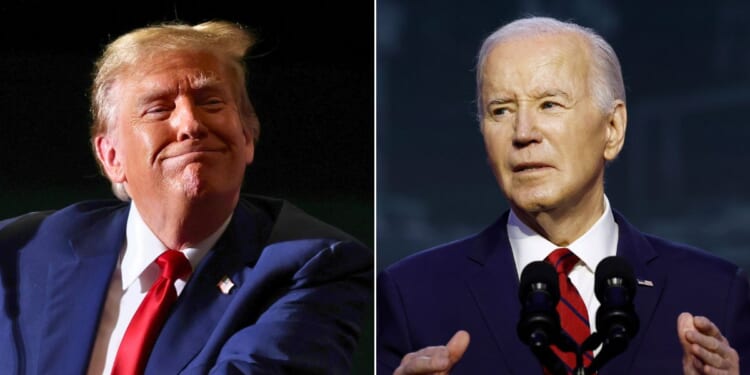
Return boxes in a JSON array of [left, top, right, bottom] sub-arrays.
[[475, 16, 625, 118]]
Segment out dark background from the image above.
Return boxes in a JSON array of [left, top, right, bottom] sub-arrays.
[[378, 0, 750, 279], [0, 1, 373, 373]]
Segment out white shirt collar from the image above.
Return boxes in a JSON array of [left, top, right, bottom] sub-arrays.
[[508, 195, 618, 278], [121, 201, 232, 290]]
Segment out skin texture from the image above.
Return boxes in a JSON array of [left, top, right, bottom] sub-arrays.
[[95, 50, 255, 251], [479, 32, 626, 247], [395, 31, 739, 375], [678, 313, 739, 375], [393, 331, 470, 375]]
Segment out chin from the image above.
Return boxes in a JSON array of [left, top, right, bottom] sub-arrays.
[[172, 164, 242, 201], [509, 189, 558, 214], [174, 167, 215, 200]]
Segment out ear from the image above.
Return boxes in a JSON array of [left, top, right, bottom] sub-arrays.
[[603, 100, 627, 161], [95, 134, 126, 183], [242, 126, 256, 165]]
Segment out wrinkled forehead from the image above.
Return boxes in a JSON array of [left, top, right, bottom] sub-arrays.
[[481, 33, 593, 95], [486, 31, 591, 67], [115, 50, 232, 95]]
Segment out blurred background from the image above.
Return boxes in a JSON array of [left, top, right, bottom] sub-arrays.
[[0, 1, 373, 373], [377, 0, 750, 278]]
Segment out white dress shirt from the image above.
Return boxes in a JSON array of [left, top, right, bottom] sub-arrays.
[[508, 195, 619, 337], [87, 201, 231, 375]]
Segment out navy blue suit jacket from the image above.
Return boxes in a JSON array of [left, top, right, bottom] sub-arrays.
[[378, 211, 750, 374], [0, 195, 372, 374]]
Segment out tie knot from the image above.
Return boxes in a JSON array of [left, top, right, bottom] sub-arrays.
[[545, 247, 579, 275], [156, 249, 192, 280]]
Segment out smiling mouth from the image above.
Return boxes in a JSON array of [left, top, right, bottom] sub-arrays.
[[164, 145, 225, 157], [160, 149, 225, 164]]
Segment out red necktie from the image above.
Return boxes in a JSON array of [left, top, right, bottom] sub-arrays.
[[111, 249, 192, 375], [545, 248, 593, 374]]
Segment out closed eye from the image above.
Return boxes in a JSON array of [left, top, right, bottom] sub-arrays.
[[202, 98, 224, 105], [143, 104, 174, 119], [146, 106, 171, 113], [199, 97, 226, 113]]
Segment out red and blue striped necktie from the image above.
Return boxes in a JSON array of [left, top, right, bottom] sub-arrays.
[[545, 247, 593, 374]]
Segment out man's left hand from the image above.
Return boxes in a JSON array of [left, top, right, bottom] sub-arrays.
[[678, 312, 739, 375]]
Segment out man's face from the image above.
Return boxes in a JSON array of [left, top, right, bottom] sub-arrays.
[[97, 50, 254, 204], [480, 33, 624, 217]]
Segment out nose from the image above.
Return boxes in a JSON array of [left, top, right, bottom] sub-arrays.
[[172, 98, 207, 141], [512, 106, 542, 148]]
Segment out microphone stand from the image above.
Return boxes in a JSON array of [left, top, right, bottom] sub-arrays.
[[531, 344, 567, 375], [527, 326, 629, 374], [585, 327, 632, 374], [556, 333, 588, 375], [562, 329, 631, 375], [580, 333, 603, 375], [537, 331, 580, 375]]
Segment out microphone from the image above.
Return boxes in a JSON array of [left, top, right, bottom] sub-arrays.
[[588, 256, 639, 373], [517, 261, 560, 348], [517, 261, 568, 375]]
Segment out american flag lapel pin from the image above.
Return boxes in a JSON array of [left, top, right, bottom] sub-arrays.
[[637, 279, 654, 287], [217, 275, 235, 294]]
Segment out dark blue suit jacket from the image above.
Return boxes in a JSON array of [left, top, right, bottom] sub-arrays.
[[0, 195, 372, 374], [377, 211, 750, 374]]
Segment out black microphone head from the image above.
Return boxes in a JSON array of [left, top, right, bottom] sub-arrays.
[[519, 261, 560, 303], [594, 256, 636, 302], [595, 256, 639, 346], [517, 261, 561, 348]]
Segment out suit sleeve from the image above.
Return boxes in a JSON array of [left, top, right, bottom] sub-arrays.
[[723, 268, 750, 365], [207, 239, 373, 375], [376, 269, 412, 375]]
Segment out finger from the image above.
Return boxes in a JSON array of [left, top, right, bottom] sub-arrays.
[[686, 329, 722, 352], [400, 352, 416, 366], [700, 364, 732, 375], [446, 330, 471, 364], [400, 346, 448, 365], [701, 366, 730, 375], [681, 349, 706, 375], [677, 312, 695, 345], [692, 318, 740, 374], [693, 316, 724, 340], [691, 355, 704, 371], [689, 340, 727, 369], [397, 347, 451, 374]]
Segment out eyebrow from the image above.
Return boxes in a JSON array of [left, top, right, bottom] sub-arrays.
[[487, 96, 515, 105], [531, 89, 571, 101], [136, 87, 177, 107], [191, 74, 222, 91], [486, 88, 572, 105], [136, 75, 224, 107]]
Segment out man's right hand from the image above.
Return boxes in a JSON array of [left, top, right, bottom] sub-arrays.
[[393, 330, 470, 375]]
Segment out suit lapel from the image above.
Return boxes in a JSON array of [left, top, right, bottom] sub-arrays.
[[147, 202, 266, 374], [37, 206, 128, 375], [603, 212, 665, 374], [464, 210, 666, 374], [466, 214, 541, 374]]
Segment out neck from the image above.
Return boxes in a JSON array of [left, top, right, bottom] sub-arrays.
[[134, 192, 239, 250], [513, 190, 606, 247]]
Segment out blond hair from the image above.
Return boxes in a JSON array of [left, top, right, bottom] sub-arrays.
[[89, 20, 258, 200]]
